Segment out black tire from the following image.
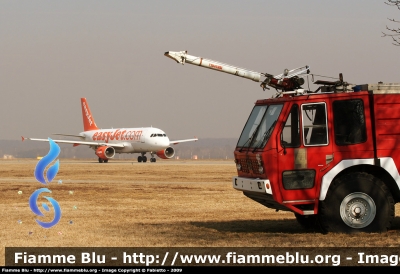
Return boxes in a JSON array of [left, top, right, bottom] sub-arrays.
[[142, 156, 147, 162], [294, 213, 320, 231], [98, 158, 104, 163], [104, 159, 108, 163], [137, 156, 142, 162], [319, 172, 394, 233]]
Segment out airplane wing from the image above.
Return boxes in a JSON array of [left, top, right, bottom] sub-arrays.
[[21, 136, 125, 148], [169, 137, 198, 145], [52, 133, 85, 138]]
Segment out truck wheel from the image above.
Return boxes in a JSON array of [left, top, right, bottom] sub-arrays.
[[319, 172, 394, 233], [294, 213, 320, 231]]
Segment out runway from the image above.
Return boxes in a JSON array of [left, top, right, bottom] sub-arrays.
[[1, 159, 400, 266]]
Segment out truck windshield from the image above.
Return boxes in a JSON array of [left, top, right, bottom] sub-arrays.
[[237, 104, 283, 149]]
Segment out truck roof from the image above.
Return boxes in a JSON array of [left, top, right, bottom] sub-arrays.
[[367, 83, 400, 94], [253, 83, 400, 105]]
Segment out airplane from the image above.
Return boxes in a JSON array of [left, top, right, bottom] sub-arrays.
[[22, 98, 198, 163]]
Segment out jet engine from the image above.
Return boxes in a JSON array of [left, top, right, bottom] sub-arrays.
[[156, 147, 175, 159], [95, 146, 115, 160]]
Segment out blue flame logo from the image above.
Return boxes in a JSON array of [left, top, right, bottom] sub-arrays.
[[34, 138, 60, 184], [30, 138, 62, 228], [29, 188, 62, 228]]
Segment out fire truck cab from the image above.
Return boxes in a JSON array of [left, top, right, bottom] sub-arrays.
[[233, 83, 400, 233], [165, 50, 400, 233]]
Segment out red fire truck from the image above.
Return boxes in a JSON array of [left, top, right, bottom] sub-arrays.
[[165, 51, 400, 233]]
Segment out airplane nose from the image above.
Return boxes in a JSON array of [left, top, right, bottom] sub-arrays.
[[164, 138, 170, 147]]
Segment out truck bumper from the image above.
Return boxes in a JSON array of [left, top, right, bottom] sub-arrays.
[[232, 176, 272, 195], [233, 176, 293, 212]]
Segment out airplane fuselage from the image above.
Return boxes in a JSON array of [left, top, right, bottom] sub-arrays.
[[80, 127, 170, 153]]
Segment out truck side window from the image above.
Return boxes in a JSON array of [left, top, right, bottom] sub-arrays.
[[333, 99, 366, 145], [302, 103, 328, 146], [281, 104, 300, 147]]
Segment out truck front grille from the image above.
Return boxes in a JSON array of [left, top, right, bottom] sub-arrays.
[[237, 158, 262, 174]]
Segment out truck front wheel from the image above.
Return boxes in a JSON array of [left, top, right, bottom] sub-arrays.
[[319, 172, 394, 233]]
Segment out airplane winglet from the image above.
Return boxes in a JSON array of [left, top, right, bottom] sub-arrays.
[[21, 136, 26, 142]]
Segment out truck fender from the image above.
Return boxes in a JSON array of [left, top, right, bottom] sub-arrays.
[[319, 157, 400, 200]]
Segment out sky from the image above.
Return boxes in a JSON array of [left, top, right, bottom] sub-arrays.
[[1, 0, 399, 140]]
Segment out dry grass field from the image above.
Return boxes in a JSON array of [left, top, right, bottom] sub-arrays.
[[2, 158, 400, 265]]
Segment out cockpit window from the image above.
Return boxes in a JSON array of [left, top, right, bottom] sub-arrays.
[[151, 133, 167, 137]]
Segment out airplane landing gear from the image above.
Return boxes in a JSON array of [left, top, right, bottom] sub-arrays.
[[138, 153, 147, 163], [150, 153, 156, 163], [98, 158, 104, 163]]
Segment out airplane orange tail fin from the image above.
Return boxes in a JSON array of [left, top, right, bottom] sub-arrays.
[[81, 98, 99, 131]]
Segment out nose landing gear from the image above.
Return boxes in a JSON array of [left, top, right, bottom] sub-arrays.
[[150, 152, 156, 163]]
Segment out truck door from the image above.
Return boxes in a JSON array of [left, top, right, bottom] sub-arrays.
[[278, 101, 332, 207]]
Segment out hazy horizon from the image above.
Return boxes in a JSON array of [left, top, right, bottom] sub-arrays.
[[0, 137, 238, 159], [1, 1, 399, 141]]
